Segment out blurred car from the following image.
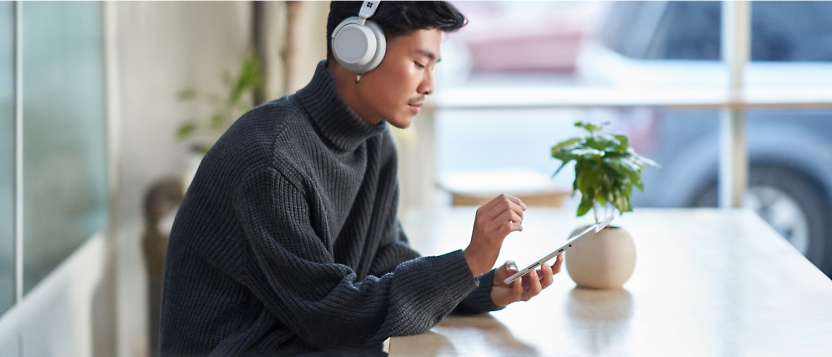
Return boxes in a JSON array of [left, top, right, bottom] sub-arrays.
[[576, 1, 832, 276]]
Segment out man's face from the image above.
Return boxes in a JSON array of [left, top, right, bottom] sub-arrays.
[[356, 28, 442, 129]]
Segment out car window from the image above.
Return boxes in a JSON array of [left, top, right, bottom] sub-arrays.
[[752, 2, 832, 61]]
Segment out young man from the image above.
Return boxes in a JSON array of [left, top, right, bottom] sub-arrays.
[[160, 2, 562, 356]]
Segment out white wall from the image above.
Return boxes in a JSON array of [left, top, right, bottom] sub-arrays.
[[112, 2, 252, 356], [113, 2, 328, 356]]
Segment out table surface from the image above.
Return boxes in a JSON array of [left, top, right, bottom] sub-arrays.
[[390, 208, 832, 356]]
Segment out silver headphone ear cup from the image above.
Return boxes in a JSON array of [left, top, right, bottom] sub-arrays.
[[331, 17, 386, 73], [333, 23, 377, 71], [360, 20, 386, 73]]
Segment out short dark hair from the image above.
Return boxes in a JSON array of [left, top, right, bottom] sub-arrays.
[[326, 1, 467, 61]]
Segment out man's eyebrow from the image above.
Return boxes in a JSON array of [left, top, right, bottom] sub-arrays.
[[417, 49, 441, 63]]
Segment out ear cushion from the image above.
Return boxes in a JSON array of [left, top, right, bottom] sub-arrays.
[[331, 17, 387, 73]]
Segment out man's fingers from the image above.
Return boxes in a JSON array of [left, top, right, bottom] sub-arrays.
[[480, 199, 525, 226], [478, 195, 526, 220], [487, 194, 527, 211], [496, 221, 524, 238], [539, 263, 554, 288], [512, 274, 524, 295], [552, 253, 564, 274], [478, 194, 511, 213], [493, 260, 518, 284], [500, 194, 528, 211], [522, 269, 543, 300], [494, 256, 562, 307], [485, 209, 523, 233]]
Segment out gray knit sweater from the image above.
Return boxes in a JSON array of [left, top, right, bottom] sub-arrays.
[[160, 60, 499, 356]]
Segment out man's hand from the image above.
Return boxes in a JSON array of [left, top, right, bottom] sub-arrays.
[[463, 194, 527, 277], [491, 254, 564, 308]]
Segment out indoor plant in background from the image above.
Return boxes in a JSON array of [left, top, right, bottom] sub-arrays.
[[551, 121, 658, 289], [175, 53, 263, 190]]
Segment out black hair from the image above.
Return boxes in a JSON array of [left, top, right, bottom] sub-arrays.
[[326, 1, 467, 61]]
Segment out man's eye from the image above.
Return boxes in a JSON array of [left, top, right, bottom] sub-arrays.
[[414, 62, 425, 69]]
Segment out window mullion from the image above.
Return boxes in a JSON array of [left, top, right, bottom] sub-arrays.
[[14, 0, 23, 304], [719, 1, 751, 208]]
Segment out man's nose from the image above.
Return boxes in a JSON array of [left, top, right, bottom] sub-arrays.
[[419, 69, 434, 96]]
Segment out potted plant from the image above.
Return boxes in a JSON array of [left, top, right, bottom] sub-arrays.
[[175, 53, 263, 190], [551, 121, 658, 289]]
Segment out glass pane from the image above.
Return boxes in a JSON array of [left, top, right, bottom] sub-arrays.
[[0, 1, 16, 314], [22, 2, 108, 293]]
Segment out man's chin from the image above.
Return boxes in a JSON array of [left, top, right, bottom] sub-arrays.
[[387, 117, 413, 130]]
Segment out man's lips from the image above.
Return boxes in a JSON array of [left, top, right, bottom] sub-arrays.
[[408, 102, 423, 114]]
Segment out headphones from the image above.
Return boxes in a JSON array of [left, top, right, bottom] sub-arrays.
[[331, 1, 386, 74]]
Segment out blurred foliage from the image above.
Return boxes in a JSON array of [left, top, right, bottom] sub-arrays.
[[551, 121, 659, 222], [176, 52, 263, 151]]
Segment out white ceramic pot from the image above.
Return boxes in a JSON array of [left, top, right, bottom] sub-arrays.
[[565, 225, 636, 289]]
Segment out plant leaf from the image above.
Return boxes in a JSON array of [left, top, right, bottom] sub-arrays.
[[553, 161, 570, 178], [635, 153, 661, 168], [210, 113, 227, 131], [575, 121, 609, 134], [551, 137, 581, 157], [571, 148, 605, 159], [585, 134, 620, 152], [176, 121, 198, 140], [577, 194, 593, 217], [177, 88, 197, 101], [613, 134, 630, 154]]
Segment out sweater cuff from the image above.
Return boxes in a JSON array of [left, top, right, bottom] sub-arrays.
[[452, 269, 504, 314], [429, 249, 479, 298]]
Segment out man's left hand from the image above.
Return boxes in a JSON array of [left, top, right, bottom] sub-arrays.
[[490, 253, 563, 308]]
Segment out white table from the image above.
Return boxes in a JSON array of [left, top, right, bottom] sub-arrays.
[[391, 208, 832, 356]]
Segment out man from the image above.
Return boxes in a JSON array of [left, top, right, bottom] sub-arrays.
[[160, 2, 563, 356]]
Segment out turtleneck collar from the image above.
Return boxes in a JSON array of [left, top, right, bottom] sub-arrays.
[[295, 60, 387, 152]]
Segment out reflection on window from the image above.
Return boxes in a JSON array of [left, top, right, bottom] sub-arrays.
[[22, 2, 108, 293], [0, 1, 15, 315]]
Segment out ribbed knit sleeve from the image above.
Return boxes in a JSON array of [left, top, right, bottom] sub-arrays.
[[453, 270, 504, 314], [233, 166, 480, 349]]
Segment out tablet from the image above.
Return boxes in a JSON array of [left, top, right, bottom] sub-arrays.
[[502, 214, 614, 285]]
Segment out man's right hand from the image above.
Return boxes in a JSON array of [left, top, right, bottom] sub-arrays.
[[463, 194, 527, 277]]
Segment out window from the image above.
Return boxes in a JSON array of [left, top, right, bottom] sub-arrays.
[[21, 1, 108, 294], [435, 1, 832, 276], [0, 1, 15, 315], [0, 2, 108, 315]]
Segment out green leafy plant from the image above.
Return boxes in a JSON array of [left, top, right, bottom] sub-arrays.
[[175, 52, 263, 152], [551, 121, 659, 223]]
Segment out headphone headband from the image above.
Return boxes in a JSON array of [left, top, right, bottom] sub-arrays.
[[358, 1, 380, 25]]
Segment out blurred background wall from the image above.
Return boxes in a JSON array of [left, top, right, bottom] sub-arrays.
[[112, 2, 328, 356], [114, 3, 250, 356]]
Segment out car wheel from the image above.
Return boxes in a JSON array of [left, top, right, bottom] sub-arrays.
[[689, 165, 831, 277]]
